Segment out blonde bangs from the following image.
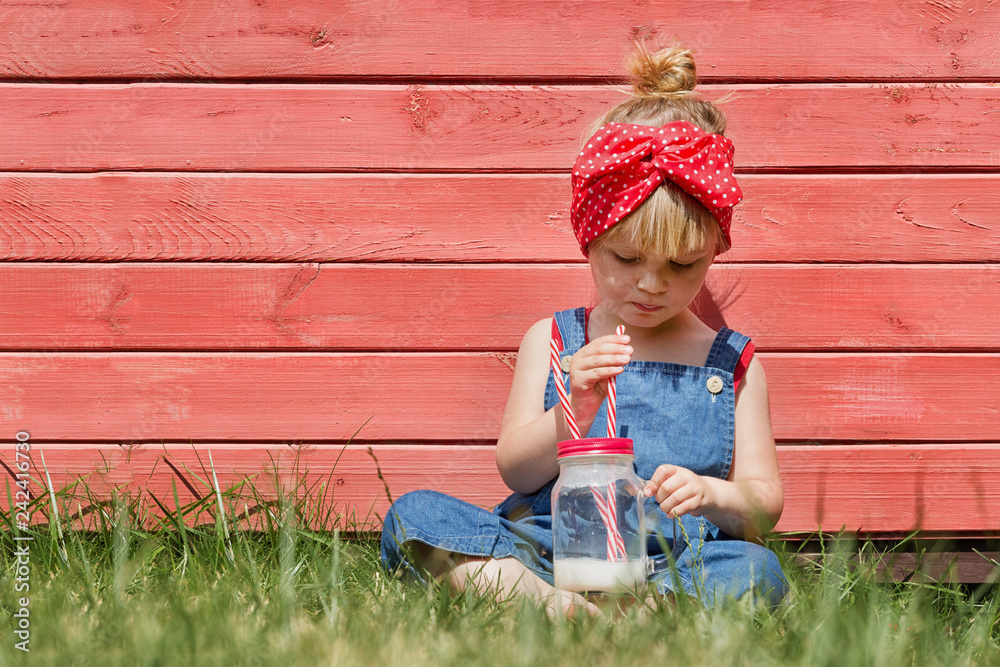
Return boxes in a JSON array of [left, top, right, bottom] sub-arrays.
[[596, 185, 726, 257]]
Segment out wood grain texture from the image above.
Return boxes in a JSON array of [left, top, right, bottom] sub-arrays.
[[1, 1, 997, 80], [0, 263, 998, 351], [1, 353, 998, 442], [798, 552, 1000, 584], [4, 443, 1000, 534], [2, 1, 998, 542], [0, 173, 573, 262], [2, 173, 999, 263], [777, 444, 1000, 534], [2, 84, 1000, 171]]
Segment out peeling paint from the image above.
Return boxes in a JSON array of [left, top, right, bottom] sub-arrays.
[[404, 85, 434, 132], [888, 87, 910, 104], [908, 146, 975, 152], [493, 352, 517, 372]]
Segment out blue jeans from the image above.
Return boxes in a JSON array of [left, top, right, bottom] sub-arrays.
[[381, 488, 789, 607]]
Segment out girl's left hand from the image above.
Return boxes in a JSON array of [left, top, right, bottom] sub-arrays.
[[643, 464, 717, 519]]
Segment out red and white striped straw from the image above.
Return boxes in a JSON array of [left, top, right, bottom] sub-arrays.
[[606, 325, 626, 438], [590, 487, 615, 562], [590, 485, 627, 562], [606, 481, 627, 560], [550, 338, 581, 440]]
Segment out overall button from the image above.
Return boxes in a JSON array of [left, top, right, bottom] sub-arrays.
[[560, 355, 573, 373], [706, 376, 724, 394]]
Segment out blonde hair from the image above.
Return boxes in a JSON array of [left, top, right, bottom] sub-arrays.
[[586, 42, 730, 257]]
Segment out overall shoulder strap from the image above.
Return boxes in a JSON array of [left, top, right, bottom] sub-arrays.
[[705, 328, 753, 375], [550, 307, 587, 354], [544, 308, 587, 412]]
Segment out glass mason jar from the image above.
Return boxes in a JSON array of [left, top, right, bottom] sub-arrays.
[[551, 437, 647, 594]]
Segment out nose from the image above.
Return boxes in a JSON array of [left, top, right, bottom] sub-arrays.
[[636, 265, 668, 294]]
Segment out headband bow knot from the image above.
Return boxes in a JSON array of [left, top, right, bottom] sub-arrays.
[[570, 121, 742, 255]]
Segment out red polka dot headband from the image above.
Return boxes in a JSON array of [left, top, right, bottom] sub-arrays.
[[570, 121, 742, 256]]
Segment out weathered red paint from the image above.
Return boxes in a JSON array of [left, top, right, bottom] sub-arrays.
[[2, 174, 998, 263], [1, 85, 999, 171], [0, 1, 996, 80], [0, 264, 997, 350], [2, 2, 998, 539], [4, 443, 1000, 534]]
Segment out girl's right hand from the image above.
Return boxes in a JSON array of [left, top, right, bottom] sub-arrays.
[[568, 333, 632, 428]]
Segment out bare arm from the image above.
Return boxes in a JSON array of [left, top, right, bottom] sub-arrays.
[[494, 318, 565, 494], [495, 318, 632, 494], [644, 357, 783, 541]]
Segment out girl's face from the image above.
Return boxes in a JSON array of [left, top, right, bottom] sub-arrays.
[[588, 234, 716, 331]]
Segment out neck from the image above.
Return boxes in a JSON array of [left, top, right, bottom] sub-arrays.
[[589, 305, 716, 365]]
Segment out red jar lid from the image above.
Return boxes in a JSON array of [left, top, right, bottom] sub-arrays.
[[557, 437, 634, 459]]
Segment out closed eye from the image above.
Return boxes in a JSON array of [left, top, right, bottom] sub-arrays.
[[670, 260, 696, 270], [613, 253, 640, 264]]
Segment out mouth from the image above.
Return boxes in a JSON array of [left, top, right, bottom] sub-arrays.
[[632, 302, 663, 313]]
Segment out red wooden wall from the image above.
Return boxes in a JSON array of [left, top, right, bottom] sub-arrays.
[[1, 1, 999, 535]]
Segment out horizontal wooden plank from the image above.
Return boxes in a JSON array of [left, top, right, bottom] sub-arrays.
[[0, 173, 572, 262], [794, 551, 1000, 584], [878, 553, 1000, 585], [4, 443, 1000, 534], [731, 174, 1000, 264], [0, 264, 998, 351], [1, 1, 998, 80], [2, 84, 1000, 170], [2, 173, 999, 263], [0, 443, 505, 531], [0, 353, 997, 442], [777, 444, 1000, 534]]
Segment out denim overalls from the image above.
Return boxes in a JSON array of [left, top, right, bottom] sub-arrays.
[[382, 307, 789, 606]]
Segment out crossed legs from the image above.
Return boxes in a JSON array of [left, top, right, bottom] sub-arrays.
[[408, 542, 600, 617]]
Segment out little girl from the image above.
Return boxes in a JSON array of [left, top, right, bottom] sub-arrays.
[[381, 42, 788, 614]]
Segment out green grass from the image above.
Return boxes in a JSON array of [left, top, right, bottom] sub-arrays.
[[2, 480, 999, 666]]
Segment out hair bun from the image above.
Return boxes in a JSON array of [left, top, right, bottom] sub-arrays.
[[628, 42, 697, 100]]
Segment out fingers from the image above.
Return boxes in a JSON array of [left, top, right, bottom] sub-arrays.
[[565, 333, 632, 395], [560, 330, 633, 427], [656, 487, 691, 518], [569, 340, 632, 392], [573, 363, 625, 391], [574, 355, 630, 375], [576, 353, 631, 372], [666, 497, 701, 519], [657, 480, 696, 515], [593, 332, 631, 346], [575, 336, 632, 368], [643, 466, 706, 519], [644, 464, 679, 496]]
